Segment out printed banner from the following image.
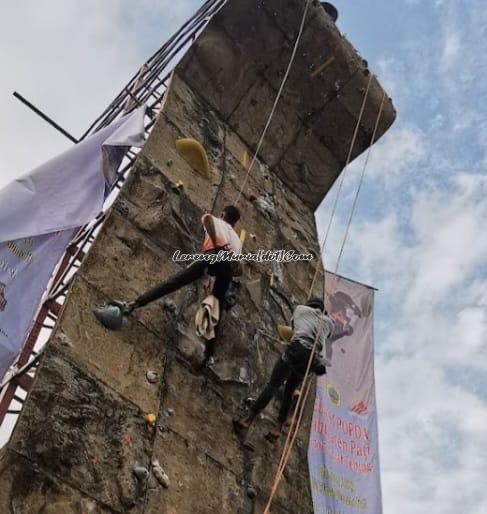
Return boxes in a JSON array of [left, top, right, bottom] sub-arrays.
[[0, 107, 146, 381], [308, 272, 382, 514]]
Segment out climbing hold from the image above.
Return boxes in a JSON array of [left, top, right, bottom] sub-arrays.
[[144, 413, 157, 427], [171, 180, 184, 194], [162, 298, 177, 313], [146, 370, 159, 384], [248, 193, 257, 202], [241, 150, 249, 168], [175, 138, 211, 178], [239, 229, 247, 245], [247, 485, 258, 499], [310, 55, 336, 79], [93, 303, 126, 330], [277, 325, 293, 343], [152, 459, 170, 488], [133, 466, 149, 483], [244, 396, 256, 407], [114, 199, 130, 217], [249, 233, 257, 242], [321, 2, 339, 22], [166, 159, 173, 167], [58, 332, 73, 348]]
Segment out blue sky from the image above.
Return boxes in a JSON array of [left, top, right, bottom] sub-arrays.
[[0, 1, 486, 513]]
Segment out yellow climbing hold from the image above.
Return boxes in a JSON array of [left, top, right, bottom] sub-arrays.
[[239, 229, 247, 245], [241, 149, 249, 168], [144, 413, 157, 426], [277, 325, 293, 343], [175, 138, 211, 178]]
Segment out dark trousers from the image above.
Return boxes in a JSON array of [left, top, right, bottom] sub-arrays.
[[136, 252, 233, 359], [134, 258, 233, 309], [134, 257, 232, 360], [251, 341, 311, 425]]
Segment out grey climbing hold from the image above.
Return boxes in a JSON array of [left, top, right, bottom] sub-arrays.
[[247, 485, 258, 499], [152, 459, 170, 488], [58, 332, 73, 348], [94, 300, 131, 330], [162, 299, 177, 313], [93, 304, 125, 330], [114, 199, 130, 217], [146, 370, 159, 384], [166, 159, 173, 167], [133, 466, 149, 483]]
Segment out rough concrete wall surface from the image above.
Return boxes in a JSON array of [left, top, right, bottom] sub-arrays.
[[1, 1, 395, 513]]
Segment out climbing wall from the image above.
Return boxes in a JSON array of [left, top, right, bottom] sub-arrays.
[[0, 1, 395, 513]]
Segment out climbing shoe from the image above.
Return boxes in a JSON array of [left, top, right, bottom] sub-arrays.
[[264, 425, 283, 443], [232, 413, 254, 436]]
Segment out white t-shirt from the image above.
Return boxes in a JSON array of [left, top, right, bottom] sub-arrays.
[[201, 215, 242, 253], [291, 305, 334, 352]]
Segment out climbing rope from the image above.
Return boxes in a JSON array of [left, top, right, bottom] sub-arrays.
[[234, 0, 312, 205], [331, 90, 387, 282], [307, 72, 374, 301], [264, 82, 387, 514]]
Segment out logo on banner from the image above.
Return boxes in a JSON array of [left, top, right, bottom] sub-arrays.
[[0, 281, 7, 311], [327, 384, 341, 407]]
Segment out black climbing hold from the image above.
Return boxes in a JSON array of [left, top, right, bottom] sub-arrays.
[[321, 2, 339, 22], [247, 485, 258, 499]]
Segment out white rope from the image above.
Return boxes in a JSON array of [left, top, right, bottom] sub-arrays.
[[264, 84, 387, 514], [234, 0, 312, 205], [331, 89, 387, 289], [307, 72, 373, 300]]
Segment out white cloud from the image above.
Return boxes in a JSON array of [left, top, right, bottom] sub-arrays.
[[328, 171, 487, 513], [0, 0, 197, 190], [441, 31, 462, 71], [367, 126, 427, 180]]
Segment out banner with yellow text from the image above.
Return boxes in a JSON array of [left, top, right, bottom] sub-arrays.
[[308, 272, 381, 513]]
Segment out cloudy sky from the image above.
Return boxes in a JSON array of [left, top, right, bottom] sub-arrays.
[[0, 1, 486, 513]]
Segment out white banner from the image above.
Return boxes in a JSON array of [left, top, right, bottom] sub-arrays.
[[308, 273, 382, 513], [0, 106, 146, 381]]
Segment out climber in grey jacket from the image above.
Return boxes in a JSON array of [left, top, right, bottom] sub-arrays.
[[234, 297, 334, 441]]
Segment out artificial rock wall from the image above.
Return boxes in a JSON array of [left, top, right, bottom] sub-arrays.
[[0, 1, 395, 513]]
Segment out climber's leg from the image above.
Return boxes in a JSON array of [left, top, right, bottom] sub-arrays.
[[234, 355, 291, 433], [132, 260, 207, 309], [208, 261, 233, 307], [202, 262, 233, 366]]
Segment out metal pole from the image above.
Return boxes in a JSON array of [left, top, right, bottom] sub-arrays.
[[13, 91, 79, 143]]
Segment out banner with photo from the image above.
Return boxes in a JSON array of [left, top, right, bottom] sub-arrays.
[[0, 106, 146, 382], [308, 272, 382, 513]]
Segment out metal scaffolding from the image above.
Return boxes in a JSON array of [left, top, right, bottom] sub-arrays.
[[0, 0, 227, 438]]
